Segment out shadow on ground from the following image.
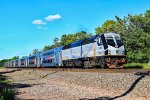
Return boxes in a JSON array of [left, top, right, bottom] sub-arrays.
[[80, 71, 150, 100], [0, 68, 46, 100], [0, 69, 22, 74], [0, 82, 43, 90]]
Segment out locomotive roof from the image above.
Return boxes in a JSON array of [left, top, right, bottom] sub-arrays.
[[70, 40, 83, 48], [42, 46, 62, 54], [87, 35, 99, 41], [62, 34, 100, 50], [29, 54, 39, 57], [62, 32, 119, 50]]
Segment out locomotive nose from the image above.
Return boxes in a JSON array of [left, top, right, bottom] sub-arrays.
[[108, 47, 118, 55], [108, 46, 125, 55]]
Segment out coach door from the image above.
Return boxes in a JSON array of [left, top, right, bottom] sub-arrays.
[[37, 57, 41, 67]]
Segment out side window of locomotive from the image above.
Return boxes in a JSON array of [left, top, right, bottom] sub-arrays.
[[115, 36, 123, 47], [97, 38, 103, 46]]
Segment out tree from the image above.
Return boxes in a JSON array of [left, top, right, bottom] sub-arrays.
[[53, 37, 59, 48], [32, 49, 40, 55], [60, 31, 93, 46], [43, 45, 56, 51], [11, 56, 19, 60], [95, 20, 118, 34], [0, 59, 9, 67], [60, 34, 76, 46], [75, 31, 93, 40], [0, 56, 19, 67]]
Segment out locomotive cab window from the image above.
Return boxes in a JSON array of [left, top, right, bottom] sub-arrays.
[[115, 36, 123, 47], [105, 36, 115, 47]]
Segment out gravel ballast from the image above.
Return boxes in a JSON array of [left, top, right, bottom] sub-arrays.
[[0, 68, 150, 100]]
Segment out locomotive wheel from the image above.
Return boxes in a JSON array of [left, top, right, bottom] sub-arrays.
[[83, 61, 92, 69], [99, 58, 107, 69]]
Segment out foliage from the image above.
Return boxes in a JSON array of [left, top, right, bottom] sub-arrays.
[[43, 31, 93, 51], [125, 63, 150, 69], [0, 75, 15, 100], [53, 37, 60, 48], [0, 88, 15, 100], [0, 56, 19, 67], [0, 75, 9, 84], [95, 10, 150, 63], [95, 20, 118, 34], [32, 49, 40, 55]]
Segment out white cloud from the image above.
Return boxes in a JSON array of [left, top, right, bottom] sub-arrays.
[[37, 26, 48, 30], [45, 14, 61, 21], [32, 20, 46, 25]]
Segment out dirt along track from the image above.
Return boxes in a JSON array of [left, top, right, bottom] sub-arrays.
[[21, 67, 150, 73], [0, 67, 150, 100]]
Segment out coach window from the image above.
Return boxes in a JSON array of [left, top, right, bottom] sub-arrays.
[[47, 60, 50, 63]]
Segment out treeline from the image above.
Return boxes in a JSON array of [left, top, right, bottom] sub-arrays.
[[0, 56, 19, 67], [1, 10, 150, 66]]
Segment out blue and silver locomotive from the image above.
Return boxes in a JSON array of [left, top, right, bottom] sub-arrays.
[[61, 32, 126, 68]]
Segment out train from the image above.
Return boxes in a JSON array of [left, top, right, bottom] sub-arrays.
[[5, 32, 126, 68]]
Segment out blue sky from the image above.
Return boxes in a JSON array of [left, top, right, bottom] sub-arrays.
[[0, 0, 150, 59]]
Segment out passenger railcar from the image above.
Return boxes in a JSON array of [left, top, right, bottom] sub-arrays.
[[41, 47, 62, 67], [14, 59, 20, 67], [20, 57, 28, 67], [28, 54, 39, 67]]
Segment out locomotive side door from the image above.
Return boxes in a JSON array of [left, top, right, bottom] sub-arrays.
[[96, 37, 104, 56]]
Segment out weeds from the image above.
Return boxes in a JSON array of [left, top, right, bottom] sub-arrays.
[[0, 75, 15, 100], [0, 88, 15, 100]]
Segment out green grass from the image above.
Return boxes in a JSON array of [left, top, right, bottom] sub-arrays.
[[125, 63, 150, 69], [0, 75, 10, 84], [0, 65, 5, 68], [0, 88, 15, 100], [0, 75, 15, 100]]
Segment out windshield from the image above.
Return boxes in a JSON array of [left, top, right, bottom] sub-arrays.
[[115, 36, 123, 47], [106, 37, 115, 47]]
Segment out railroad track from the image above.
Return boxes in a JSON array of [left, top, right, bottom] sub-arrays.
[[9, 67, 150, 73]]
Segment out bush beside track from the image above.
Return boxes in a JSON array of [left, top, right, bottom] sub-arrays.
[[125, 63, 150, 69]]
